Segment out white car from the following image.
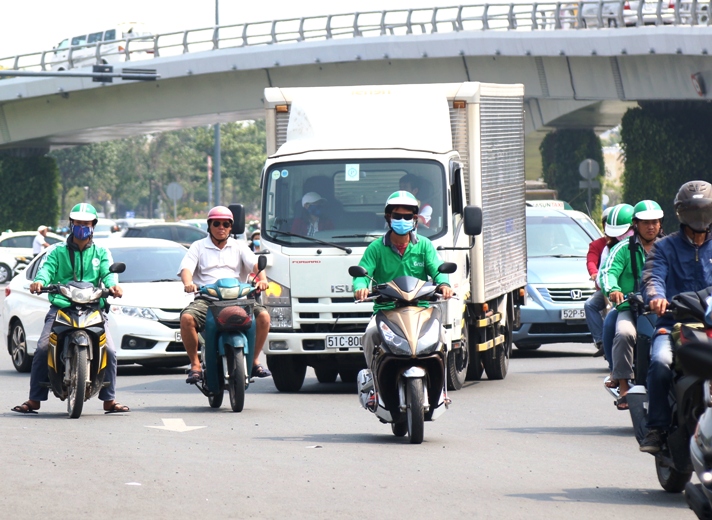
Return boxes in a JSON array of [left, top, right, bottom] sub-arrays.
[[0, 231, 65, 284], [1, 238, 194, 372]]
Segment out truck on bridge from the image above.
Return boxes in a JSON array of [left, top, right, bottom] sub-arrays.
[[258, 82, 527, 392]]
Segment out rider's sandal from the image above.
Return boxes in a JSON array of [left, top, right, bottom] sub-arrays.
[[104, 403, 130, 414], [186, 369, 203, 384], [251, 364, 272, 378], [615, 395, 628, 411], [11, 401, 39, 414], [605, 377, 619, 389]]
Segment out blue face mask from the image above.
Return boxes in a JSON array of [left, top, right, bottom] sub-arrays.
[[307, 205, 322, 217], [390, 219, 414, 236], [72, 224, 93, 240], [253, 240, 260, 247]]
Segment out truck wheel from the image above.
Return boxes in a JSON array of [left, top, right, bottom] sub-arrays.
[[339, 368, 359, 383], [656, 457, 692, 493], [315, 366, 338, 383], [447, 332, 469, 390], [483, 301, 513, 380], [465, 325, 484, 381], [267, 355, 306, 392]]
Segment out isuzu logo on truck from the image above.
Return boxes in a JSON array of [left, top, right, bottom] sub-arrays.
[[331, 284, 353, 293]]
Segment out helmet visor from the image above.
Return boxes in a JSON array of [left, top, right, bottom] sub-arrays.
[[677, 199, 712, 232], [605, 223, 631, 238]]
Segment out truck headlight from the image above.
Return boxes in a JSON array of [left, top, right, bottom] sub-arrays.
[[110, 305, 158, 321], [264, 280, 292, 329]]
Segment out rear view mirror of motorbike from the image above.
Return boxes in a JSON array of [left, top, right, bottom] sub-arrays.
[[348, 266, 368, 278], [109, 262, 126, 274], [257, 255, 267, 271], [438, 262, 457, 274]]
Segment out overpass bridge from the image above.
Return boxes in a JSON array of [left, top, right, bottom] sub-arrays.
[[1, 1, 711, 174]]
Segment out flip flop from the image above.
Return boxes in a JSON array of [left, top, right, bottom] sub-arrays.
[[616, 395, 628, 411], [251, 364, 272, 378], [104, 403, 130, 414], [186, 369, 203, 384], [11, 401, 39, 414]]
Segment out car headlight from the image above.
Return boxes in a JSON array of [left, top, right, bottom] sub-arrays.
[[416, 320, 441, 355], [264, 279, 292, 329], [110, 305, 158, 321]]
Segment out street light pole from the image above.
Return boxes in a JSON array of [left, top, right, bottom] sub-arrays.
[[213, 0, 221, 206]]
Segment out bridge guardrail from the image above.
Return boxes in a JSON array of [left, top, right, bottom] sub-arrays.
[[1, 0, 709, 73]]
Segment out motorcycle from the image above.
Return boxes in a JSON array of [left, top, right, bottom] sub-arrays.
[[604, 289, 710, 492], [676, 296, 712, 519], [12, 255, 31, 279], [39, 262, 126, 418], [192, 255, 267, 412], [348, 262, 457, 444]]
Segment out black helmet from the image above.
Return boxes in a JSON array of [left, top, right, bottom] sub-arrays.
[[675, 180, 712, 233]]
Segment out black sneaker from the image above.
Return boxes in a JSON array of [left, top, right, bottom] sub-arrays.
[[593, 342, 605, 358], [639, 429, 665, 453]]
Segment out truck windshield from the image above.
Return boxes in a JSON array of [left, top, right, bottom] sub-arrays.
[[263, 159, 446, 247]]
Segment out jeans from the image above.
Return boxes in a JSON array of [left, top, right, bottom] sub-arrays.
[[602, 308, 618, 372], [646, 333, 674, 431], [29, 306, 118, 402], [584, 290, 607, 344]]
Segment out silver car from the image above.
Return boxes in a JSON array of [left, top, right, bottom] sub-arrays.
[[513, 206, 602, 350]]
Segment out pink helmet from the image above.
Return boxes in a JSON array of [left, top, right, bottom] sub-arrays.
[[207, 206, 233, 222]]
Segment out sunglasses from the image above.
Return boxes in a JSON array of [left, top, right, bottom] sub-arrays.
[[390, 213, 415, 221], [211, 221, 232, 228]]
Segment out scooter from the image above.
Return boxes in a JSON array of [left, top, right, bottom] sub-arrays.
[[676, 296, 712, 519], [348, 262, 457, 444], [605, 289, 710, 492], [192, 255, 267, 412], [39, 262, 126, 418], [12, 255, 31, 279]]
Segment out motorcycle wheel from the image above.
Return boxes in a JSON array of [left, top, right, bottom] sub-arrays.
[[406, 378, 425, 444], [314, 367, 338, 383], [10, 320, 32, 373], [391, 421, 408, 437], [67, 347, 88, 419], [227, 349, 246, 413], [208, 390, 224, 408], [656, 457, 692, 493]]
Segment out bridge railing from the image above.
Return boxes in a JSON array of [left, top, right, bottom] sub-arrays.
[[1, 0, 709, 73]]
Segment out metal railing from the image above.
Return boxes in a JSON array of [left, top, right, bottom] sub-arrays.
[[1, 0, 709, 72]]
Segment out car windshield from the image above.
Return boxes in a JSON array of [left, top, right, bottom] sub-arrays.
[[573, 216, 603, 240], [262, 159, 446, 247], [109, 246, 185, 283], [526, 215, 592, 258]]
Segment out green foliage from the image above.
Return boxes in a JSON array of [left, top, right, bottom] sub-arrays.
[[540, 129, 604, 220], [0, 156, 59, 229], [621, 102, 712, 234]]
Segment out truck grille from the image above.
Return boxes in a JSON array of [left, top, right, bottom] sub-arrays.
[[538, 287, 595, 303], [300, 323, 366, 333]]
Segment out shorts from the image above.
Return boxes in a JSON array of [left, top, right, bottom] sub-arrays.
[[182, 298, 266, 331]]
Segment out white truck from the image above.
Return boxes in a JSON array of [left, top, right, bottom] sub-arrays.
[[258, 82, 527, 392]]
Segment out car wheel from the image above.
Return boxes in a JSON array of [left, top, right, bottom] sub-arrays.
[[0, 262, 12, 284], [515, 343, 542, 351], [10, 321, 32, 373]]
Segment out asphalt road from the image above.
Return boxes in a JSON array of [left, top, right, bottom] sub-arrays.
[[0, 290, 692, 519]]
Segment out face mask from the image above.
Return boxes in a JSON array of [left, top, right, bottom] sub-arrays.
[[72, 224, 93, 240], [307, 205, 322, 217], [390, 219, 414, 236], [253, 240, 260, 247]]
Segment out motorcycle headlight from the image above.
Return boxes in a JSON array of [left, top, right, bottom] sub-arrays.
[[65, 286, 103, 304], [416, 320, 441, 355], [264, 279, 292, 329], [110, 305, 158, 321], [379, 321, 411, 357]]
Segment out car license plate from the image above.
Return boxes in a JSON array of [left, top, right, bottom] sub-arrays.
[[175, 331, 182, 342], [326, 335, 363, 348], [561, 309, 586, 320]]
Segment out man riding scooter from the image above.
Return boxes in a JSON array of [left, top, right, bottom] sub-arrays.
[[179, 206, 271, 384], [352, 191, 452, 409], [640, 181, 712, 453]]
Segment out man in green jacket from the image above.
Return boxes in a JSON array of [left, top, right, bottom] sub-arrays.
[[12, 203, 129, 415], [353, 191, 452, 371], [598, 200, 663, 408]]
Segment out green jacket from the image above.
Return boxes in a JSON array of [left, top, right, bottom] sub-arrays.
[[598, 235, 647, 312], [35, 238, 117, 309], [353, 232, 449, 311]]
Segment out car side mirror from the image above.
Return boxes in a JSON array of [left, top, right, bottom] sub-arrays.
[[109, 262, 126, 273], [438, 262, 457, 274], [349, 266, 368, 277], [228, 204, 245, 235], [463, 206, 483, 236]]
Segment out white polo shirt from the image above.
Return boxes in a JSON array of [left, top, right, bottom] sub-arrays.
[[178, 236, 257, 286]]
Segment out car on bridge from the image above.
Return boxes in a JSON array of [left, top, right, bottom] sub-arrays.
[[513, 206, 602, 351], [1, 238, 193, 372]]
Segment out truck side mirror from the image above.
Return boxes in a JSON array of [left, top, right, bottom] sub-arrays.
[[463, 206, 483, 236], [228, 204, 245, 235]]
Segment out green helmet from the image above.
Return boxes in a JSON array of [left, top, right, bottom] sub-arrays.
[[605, 204, 635, 238], [633, 200, 664, 220], [69, 203, 98, 222], [385, 191, 419, 214]]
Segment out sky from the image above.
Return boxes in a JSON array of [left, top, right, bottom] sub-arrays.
[[0, 0, 483, 58]]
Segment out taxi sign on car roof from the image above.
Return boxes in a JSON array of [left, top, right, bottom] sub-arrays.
[[526, 200, 572, 210]]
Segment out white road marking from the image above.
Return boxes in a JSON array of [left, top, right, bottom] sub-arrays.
[[145, 418, 207, 433]]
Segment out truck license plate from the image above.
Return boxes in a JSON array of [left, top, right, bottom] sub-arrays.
[[326, 335, 363, 348], [175, 331, 182, 342], [561, 309, 586, 320]]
